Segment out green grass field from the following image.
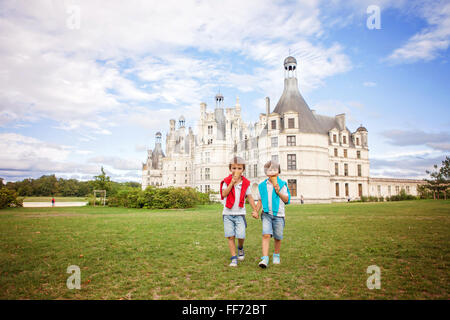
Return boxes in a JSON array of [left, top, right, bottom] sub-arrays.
[[22, 196, 88, 202], [0, 200, 449, 300]]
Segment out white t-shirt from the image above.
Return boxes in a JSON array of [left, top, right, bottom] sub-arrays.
[[222, 181, 251, 216], [255, 180, 289, 217]]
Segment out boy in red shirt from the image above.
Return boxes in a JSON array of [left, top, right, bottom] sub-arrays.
[[220, 156, 258, 267]]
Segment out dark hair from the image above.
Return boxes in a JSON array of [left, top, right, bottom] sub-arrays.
[[229, 156, 245, 171]]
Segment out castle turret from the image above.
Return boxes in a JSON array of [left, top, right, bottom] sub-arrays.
[[215, 92, 226, 140]]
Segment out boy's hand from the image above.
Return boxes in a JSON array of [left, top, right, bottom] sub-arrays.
[[274, 184, 280, 194], [252, 210, 259, 219], [231, 175, 239, 185]]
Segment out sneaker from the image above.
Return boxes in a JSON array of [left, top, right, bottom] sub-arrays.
[[238, 247, 245, 261], [258, 256, 269, 269], [273, 253, 280, 265], [229, 256, 238, 267]]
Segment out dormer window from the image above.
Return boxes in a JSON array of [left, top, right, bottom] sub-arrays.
[[288, 118, 295, 129], [356, 137, 360, 146], [343, 135, 347, 144], [271, 120, 277, 129], [333, 134, 337, 143]]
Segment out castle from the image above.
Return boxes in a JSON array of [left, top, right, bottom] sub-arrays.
[[142, 56, 422, 202]]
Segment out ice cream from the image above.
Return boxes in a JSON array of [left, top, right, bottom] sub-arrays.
[[269, 175, 278, 186]]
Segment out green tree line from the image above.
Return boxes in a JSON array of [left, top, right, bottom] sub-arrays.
[[1, 167, 141, 197]]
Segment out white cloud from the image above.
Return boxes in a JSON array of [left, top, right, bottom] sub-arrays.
[[0, 0, 352, 133], [385, 0, 450, 63], [363, 81, 377, 87], [0, 133, 99, 180], [88, 156, 141, 171]]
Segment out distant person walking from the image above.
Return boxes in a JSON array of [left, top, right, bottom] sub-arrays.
[[300, 195, 304, 204], [51, 197, 55, 207]]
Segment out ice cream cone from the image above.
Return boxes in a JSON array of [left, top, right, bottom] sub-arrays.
[[269, 176, 278, 186]]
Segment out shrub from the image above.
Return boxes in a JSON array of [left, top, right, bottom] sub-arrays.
[[89, 185, 215, 209], [0, 187, 23, 209]]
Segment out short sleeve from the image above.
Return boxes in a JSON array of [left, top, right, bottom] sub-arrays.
[[280, 184, 288, 196], [254, 186, 261, 200]]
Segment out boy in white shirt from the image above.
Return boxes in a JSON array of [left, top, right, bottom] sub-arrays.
[[254, 160, 291, 268], [220, 156, 258, 267]]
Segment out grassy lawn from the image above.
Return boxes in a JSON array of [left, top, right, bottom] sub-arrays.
[[0, 200, 449, 300], [22, 196, 88, 202]]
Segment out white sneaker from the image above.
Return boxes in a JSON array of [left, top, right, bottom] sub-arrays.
[[229, 258, 238, 267], [238, 248, 245, 261], [273, 253, 280, 264], [258, 256, 269, 269]]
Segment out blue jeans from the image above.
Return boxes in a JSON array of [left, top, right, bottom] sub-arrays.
[[223, 215, 247, 239], [261, 212, 285, 240]]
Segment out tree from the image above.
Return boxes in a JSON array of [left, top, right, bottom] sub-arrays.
[[92, 167, 111, 193], [0, 187, 23, 208], [425, 156, 449, 200]]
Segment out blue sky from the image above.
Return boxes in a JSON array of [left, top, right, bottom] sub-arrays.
[[0, 0, 449, 182]]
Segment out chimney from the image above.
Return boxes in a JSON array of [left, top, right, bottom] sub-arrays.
[[335, 113, 345, 130], [265, 97, 270, 115]]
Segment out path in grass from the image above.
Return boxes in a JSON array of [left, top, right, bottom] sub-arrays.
[[0, 200, 449, 299], [22, 197, 88, 202]]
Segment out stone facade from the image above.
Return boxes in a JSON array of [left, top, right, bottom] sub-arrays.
[[142, 56, 422, 203]]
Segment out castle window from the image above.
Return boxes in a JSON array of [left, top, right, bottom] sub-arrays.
[[343, 135, 347, 144], [377, 185, 381, 196], [335, 183, 340, 197], [271, 155, 279, 163], [344, 163, 348, 176], [271, 137, 278, 147], [287, 136, 296, 146], [357, 151, 361, 159], [288, 179, 297, 197], [344, 149, 348, 158], [205, 152, 210, 163], [254, 164, 257, 178], [356, 137, 360, 146], [334, 148, 338, 157], [208, 125, 213, 135], [335, 163, 339, 176], [287, 154, 296, 170], [205, 168, 210, 180], [358, 184, 362, 197], [388, 185, 391, 196], [271, 120, 277, 130], [288, 118, 295, 129], [406, 186, 410, 194], [333, 134, 337, 143], [345, 183, 349, 197], [205, 185, 210, 193], [396, 186, 399, 194], [357, 164, 362, 177]]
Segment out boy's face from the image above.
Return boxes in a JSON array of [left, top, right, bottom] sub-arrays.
[[230, 163, 244, 177]]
